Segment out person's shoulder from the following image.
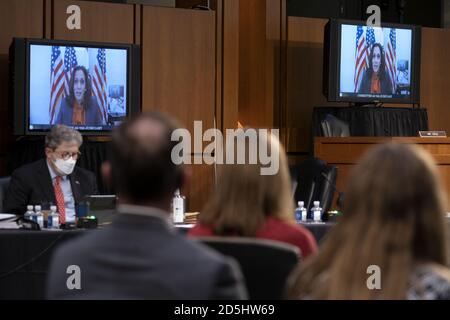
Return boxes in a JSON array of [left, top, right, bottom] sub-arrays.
[[265, 217, 310, 236], [409, 263, 450, 300], [12, 159, 46, 177], [73, 166, 95, 178], [87, 96, 99, 107], [188, 223, 215, 237], [59, 96, 71, 109]]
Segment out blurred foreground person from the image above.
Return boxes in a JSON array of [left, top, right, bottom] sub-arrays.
[[47, 113, 247, 300], [289, 144, 450, 299], [189, 130, 317, 259]]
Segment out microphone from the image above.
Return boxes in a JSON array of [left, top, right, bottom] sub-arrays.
[[321, 172, 345, 210]]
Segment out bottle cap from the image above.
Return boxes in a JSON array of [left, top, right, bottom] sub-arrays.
[[27, 205, 33, 210], [50, 205, 57, 212], [34, 205, 41, 211], [298, 201, 304, 207], [313, 201, 320, 207]]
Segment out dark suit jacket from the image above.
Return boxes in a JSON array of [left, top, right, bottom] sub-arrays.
[[3, 159, 98, 215], [46, 211, 248, 300], [56, 96, 103, 126], [358, 68, 393, 95]]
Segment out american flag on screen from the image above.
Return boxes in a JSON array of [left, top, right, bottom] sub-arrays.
[[64, 47, 78, 96], [49, 46, 65, 123], [354, 26, 368, 92], [385, 28, 397, 93], [92, 49, 108, 124]]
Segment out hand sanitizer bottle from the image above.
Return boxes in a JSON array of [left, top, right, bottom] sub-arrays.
[[172, 189, 185, 224]]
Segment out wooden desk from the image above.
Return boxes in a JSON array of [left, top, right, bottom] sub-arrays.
[[314, 137, 450, 209]]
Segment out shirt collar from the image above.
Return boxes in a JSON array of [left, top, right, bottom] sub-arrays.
[[117, 204, 173, 229], [46, 160, 68, 181]]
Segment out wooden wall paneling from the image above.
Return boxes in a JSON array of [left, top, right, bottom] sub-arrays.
[[420, 27, 450, 133], [221, 0, 283, 131], [238, 0, 272, 128], [266, 0, 282, 129], [134, 4, 141, 45], [286, 17, 339, 154], [182, 155, 215, 212], [45, 0, 52, 39], [142, 6, 216, 210], [52, 0, 134, 43], [141, 6, 216, 134], [0, 0, 44, 176]]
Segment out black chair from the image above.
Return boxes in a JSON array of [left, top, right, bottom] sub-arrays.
[[197, 237, 300, 300], [321, 114, 350, 137], [0, 176, 11, 212], [291, 158, 337, 214]]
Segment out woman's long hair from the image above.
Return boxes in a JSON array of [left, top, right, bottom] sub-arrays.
[[66, 65, 93, 108], [289, 143, 448, 299], [367, 43, 387, 79], [198, 130, 295, 236]]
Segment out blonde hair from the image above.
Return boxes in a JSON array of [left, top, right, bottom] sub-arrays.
[[289, 143, 448, 299], [198, 131, 294, 236]]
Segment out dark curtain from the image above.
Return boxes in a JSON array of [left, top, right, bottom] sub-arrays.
[[313, 106, 429, 136], [6, 138, 112, 194]]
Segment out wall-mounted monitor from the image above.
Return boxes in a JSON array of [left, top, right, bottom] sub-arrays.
[[324, 19, 421, 104], [10, 38, 141, 135]]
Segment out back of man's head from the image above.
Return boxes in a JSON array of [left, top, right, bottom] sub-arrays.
[[109, 112, 183, 205]]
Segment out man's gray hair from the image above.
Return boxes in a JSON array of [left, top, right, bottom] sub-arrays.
[[45, 125, 83, 149]]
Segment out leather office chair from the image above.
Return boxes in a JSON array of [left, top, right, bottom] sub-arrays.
[[0, 176, 11, 212], [197, 237, 300, 300], [291, 158, 338, 214], [321, 114, 350, 137]]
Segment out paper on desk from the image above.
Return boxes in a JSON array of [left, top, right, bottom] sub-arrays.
[[0, 213, 16, 221]]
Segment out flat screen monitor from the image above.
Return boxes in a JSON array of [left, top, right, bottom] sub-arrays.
[[324, 19, 421, 104], [10, 38, 141, 135]]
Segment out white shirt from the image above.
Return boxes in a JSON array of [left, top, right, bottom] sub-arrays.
[[47, 161, 76, 222]]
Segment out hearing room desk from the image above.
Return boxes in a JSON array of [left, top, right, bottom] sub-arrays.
[[314, 137, 450, 208]]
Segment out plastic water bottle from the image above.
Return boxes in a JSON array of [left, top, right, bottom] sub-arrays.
[[295, 201, 308, 222], [311, 201, 322, 222], [24, 205, 34, 221], [47, 205, 60, 229], [172, 189, 185, 224], [35, 205, 44, 228]]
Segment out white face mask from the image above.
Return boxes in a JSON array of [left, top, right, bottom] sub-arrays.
[[54, 158, 76, 175]]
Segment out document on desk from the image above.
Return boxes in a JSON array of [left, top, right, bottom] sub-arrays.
[[0, 214, 19, 229]]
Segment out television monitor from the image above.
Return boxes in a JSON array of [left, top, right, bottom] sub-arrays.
[[324, 19, 421, 104], [9, 38, 141, 135]]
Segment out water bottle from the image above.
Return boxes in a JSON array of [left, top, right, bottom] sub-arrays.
[[24, 205, 34, 221], [295, 201, 307, 222], [47, 205, 60, 229], [35, 205, 44, 228], [311, 201, 322, 222], [172, 189, 185, 224]]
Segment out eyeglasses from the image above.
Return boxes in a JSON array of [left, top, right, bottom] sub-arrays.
[[54, 151, 81, 160]]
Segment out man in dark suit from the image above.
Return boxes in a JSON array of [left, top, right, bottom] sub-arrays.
[[4, 125, 98, 222], [46, 112, 247, 300]]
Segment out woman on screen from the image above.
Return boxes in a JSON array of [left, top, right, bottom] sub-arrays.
[[358, 43, 393, 95], [55, 66, 103, 126]]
